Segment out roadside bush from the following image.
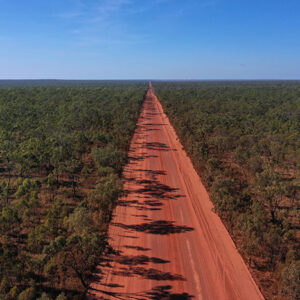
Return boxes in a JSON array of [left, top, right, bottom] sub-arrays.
[[17, 287, 36, 300], [280, 261, 300, 300]]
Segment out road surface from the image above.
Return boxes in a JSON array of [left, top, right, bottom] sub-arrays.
[[88, 84, 264, 300]]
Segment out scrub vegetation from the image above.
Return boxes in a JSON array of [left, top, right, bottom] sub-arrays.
[[1, 80, 299, 299], [0, 83, 146, 299], [154, 81, 300, 300]]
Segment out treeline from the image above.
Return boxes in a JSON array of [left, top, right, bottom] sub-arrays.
[[0, 85, 146, 299], [154, 81, 300, 300], [0, 80, 147, 88]]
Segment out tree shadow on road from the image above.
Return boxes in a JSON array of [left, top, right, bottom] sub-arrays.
[[88, 99, 195, 300], [119, 175, 185, 212], [89, 284, 193, 300], [112, 220, 193, 235], [115, 254, 170, 266], [124, 245, 151, 252]]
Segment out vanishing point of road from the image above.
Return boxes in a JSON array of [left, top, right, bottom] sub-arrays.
[[88, 83, 264, 300]]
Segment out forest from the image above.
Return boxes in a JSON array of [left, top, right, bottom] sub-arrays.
[[0, 84, 146, 299], [154, 81, 300, 300], [0, 80, 299, 299]]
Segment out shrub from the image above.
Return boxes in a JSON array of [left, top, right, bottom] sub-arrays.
[[17, 287, 36, 300]]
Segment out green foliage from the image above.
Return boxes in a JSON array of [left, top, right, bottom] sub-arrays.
[[27, 225, 46, 252], [37, 292, 52, 300], [92, 146, 126, 174], [0, 206, 19, 233], [9, 286, 20, 299], [88, 173, 122, 224], [254, 167, 284, 222], [66, 207, 92, 235], [281, 261, 300, 300], [0, 277, 10, 294], [17, 287, 36, 300], [62, 232, 107, 288], [45, 201, 64, 237], [0, 84, 146, 298], [15, 179, 40, 198], [56, 292, 67, 300], [211, 175, 236, 213]]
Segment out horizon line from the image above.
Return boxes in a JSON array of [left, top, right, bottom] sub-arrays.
[[1, 78, 300, 81]]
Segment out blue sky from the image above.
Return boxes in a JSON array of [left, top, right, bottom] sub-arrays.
[[0, 0, 299, 79]]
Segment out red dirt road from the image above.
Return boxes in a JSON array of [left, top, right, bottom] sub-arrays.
[[89, 85, 264, 299]]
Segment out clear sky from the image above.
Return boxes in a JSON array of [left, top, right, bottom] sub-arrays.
[[0, 0, 299, 79]]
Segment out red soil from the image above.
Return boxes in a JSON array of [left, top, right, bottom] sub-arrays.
[[88, 85, 264, 299]]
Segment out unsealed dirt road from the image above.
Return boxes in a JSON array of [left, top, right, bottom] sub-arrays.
[[89, 84, 264, 299]]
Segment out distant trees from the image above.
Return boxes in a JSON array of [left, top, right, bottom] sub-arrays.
[[254, 167, 284, 223]]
